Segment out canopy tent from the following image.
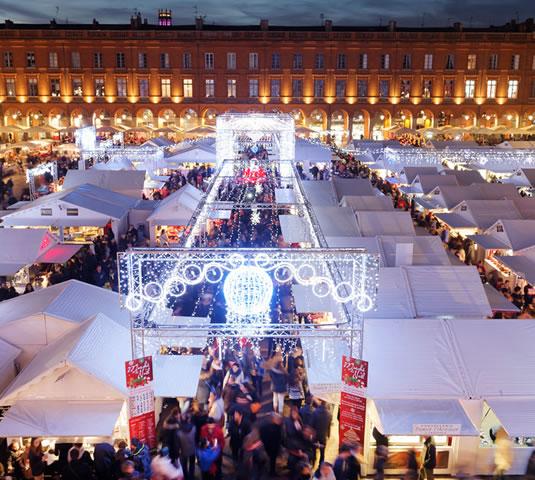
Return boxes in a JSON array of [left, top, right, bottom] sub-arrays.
[[372, 399, 478, 435], [1, 183, 139, 239], [0, 339, 21, 393], [378, 235, 450, 267], [442, 169, 486, 186], [325, 237, 381, 257], [146, 184, 203, 245], [0, 313, 130, 406], [483, 284, 520, 314], [340, 195, 394, 212], [153, 355, 203, 398], [294, 138, 331, 169], [332, 177, 374, 200], [511, 198, 535, 220], [0, 229, 81, 276], [467, 234, 509, 251], [92, 157, 135, 171], [486, 399, 535, 438], [503, 168, 535, 188], [0, 280, 129, 373], [364, 268, 414, 319], [0, 400, 124, 439], [312, 206, 361, 238], [274, 188, 297, 204], [185, 125, 216, 137], [300, 181, 338, 206], [164, 144, 216, 167], [279, 215, 314, 244], [484, 219, 535, 253], [142, 137, 175, 149], [355, 211, 416, 236], [400, 174, 458, 196], [63, 169, 146, 198]]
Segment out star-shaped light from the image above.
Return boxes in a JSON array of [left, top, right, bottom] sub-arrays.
[[251, 209, 261, 225]]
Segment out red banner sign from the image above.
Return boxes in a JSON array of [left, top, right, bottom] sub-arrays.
[[339, 355, 368, 447], [125, 356, 156, 448]]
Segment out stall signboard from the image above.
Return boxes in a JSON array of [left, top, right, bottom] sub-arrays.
[[125, 356, 157, 448], [340, 355, 368, 446], [413, 424, 462, 436]]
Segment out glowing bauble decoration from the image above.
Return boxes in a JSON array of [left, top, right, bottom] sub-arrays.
[[224, 266, 273, 316]]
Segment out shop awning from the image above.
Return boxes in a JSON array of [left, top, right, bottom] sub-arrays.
[[415, 197, 440, 210], [483, 284, 520, 313], [495, 255, 535, 285], [0, 400, 124, 438], [279, 215, 314, 243], [435, 213, 477, 229], [373, 399, 478, 436], [467, 235, 509, 250], [35, 243, 83, 264], [0, 262, 26, 276], [153, 355, 203, 398], [486, 398, 535, 437], [275, 188, 297, 204]]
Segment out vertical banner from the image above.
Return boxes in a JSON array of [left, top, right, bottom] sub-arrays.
[[125, 356, 157, 448], [339, 356, 368, 446]]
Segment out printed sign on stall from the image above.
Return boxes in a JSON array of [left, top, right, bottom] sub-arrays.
[[412, 423, 462, 436], [125, 356, 157, 448], [339, 355, 368, 446]]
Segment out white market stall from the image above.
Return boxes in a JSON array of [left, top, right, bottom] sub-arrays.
[[355, 211, 416, 236], [62, 169, 146, 199]]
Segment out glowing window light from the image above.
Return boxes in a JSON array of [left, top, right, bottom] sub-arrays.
[[223, 265, 273, 316]]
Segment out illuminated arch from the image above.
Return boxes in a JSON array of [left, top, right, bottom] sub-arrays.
[[202, 108, 218, 126], [114, 108, 134, 128], [136, 108, 155, 128]]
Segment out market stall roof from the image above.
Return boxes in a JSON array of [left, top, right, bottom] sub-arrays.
[[1, 183, 139, 227], [0, 400, 124, 438], [373, 399, 478, 436], [441, 169, 486, 186], [300, 181, 338, 206], [485, 219, 535, 252], [363, 268, 414, 319], [0, 280, 129, 372], [355, 211, 416, 236], [399, 167, 440, 184], [435, 212, 477, 229], [142, 137, 175, 149], [503, 168, 535, 188], [274, 188, 297, 204], [0, 229, 81, 276], [486, 399, 535, 438], [340, 195, 394, 212], [449, 320, 535, 397], [92, 157, 135, 171], [153, 355, 203, 398], [312, 206, 361, 238], [400, 174, 458, 196], [495, 254, 535, 285], [511, 197, 535, 220], [0, 313, 130, 405], [332, 177, 374, 200], [483, 284, 520, 313], [325, 237, 381, 257], [184, 125, 216, 136], [378, 236, 450, 267], [0, 338, 21, 391], [279, 215, 314, 244], [453, 200, 523, 230], [294, 138, 331, 164], [467, 234, 509, 250], [63, 169, 146, 198], [422, 184, 519, 210], [164, 143, 216, 166], [146, 184, 203, 226]]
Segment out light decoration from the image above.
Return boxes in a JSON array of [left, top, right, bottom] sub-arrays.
[[26, 162, 58, 200], [75, 125, 97, 151], [223, 265, 273, 316], [251, 209, 261, 225]]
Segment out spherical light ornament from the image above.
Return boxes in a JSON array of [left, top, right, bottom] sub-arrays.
[[224, 266, 273, 316], [274, 265, 293, 284], [204, 263, 224, 284], [125, 294, 143, 312]]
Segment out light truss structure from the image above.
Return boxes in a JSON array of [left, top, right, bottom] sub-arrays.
[[119, 247, 380, 357], [79, 146, 163, 172], [216, 112, 295, 165]]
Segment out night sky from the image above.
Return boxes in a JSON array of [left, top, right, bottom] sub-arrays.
[[0, 0, 531, 27]]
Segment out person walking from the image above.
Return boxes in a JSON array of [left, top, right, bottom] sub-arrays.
[[259, 413, 283, 477], [178, 415, 197, 480], [29, 438, 47, 480], [93, 442, 116, 480], [312, 400, 332, 466], [333, 444, 360, 480], [229, 408, 251, 464], [422, 437, 436, 480], [269, 359, 288, 415]]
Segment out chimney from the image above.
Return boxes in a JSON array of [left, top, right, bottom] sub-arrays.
[[453, 22, 463, 31], [324, 19, 333, 31], [388, 20, 397, 31], [158, 9, 172, 26], [195, 16, 204, 30], [260, 19, 269, 31]]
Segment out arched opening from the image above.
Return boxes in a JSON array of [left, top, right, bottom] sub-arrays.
[[393, 110, 412, 129], [351, 110, 368, 140], [307, 109, 326, 135], [49, 109, 68, 129], [115, 109, 134, 128], [28, 110, 46, 127], [457, 111, 476, 128], [436, 111, 454, 128], [71, 109, 89, 128], [181, 108, 198, 130], [523, 112, 535, 128], [137, 108, 155, 128], [499, 111, 518, 129], [203, 108, 218, 126], [330, 110, 347, 143], [290, 109, 305, 126], [4, 109, 24, 127], [415, 110, 433, 129], [480, 111, 497, 128], [158, 109, 178, 128], [93, 109, 112, 128], [370, 111, 390, 140]]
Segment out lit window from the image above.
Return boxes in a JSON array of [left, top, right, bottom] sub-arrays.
[[357, 79, 368, 97], [400, 79, 411, 98], [204, 52, 214, 70], [116, 52, 125, 68], [26, 51, 36, 67], [5, 78, 15, 96], [380, 54, 390, 70], [488, 54, 498, 70], [27, 78, 38, 96], [444, 79, 455, 98], [511, 54, 520, 70], [94, 78, 105, 97], [183, 78, 193, 98], [116, 77, 127, 97], [72, 78, 83, 96], [464, 79, 475, 98], [205, 79, 215, 98], [486, 79, 497, 99], [227, 52, 236, 70], [249, 52, 259, 70], [94, 52, 103, 68], [424, 54, 433, 70], [4, 51, 13, 68], [270, 79, 281, 98], [249, 78, 259, 97], [467, 54, 477, 70], [49, 52, 58, 68], [359, 53, 368, 69], [50, 78, 60, 96], [508, 79, 519, 99], [227, 79, 236, 98], [423, 79, 432, 98], [161, 78, 171, 97], [402, 54, 411, 70]]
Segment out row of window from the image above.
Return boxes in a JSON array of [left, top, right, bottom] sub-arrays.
[[8, 77, 526, 100], [5, 50, 534, 71]]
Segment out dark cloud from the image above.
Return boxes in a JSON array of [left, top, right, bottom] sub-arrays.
[[0, 0, 531, 26]]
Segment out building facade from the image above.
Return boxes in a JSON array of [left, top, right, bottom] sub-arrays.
[[0, 17, 534, 139]]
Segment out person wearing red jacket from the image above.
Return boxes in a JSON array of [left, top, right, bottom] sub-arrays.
[[199, 419, 225, 479]]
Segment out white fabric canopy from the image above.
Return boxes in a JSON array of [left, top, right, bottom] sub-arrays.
[[340, 195, 394, 212], [63, 169, 146, 198], [332, 177, 374, 200], [0, 400, 124, 438], [364, 268, 414, 319], [153, 355, 203, 398], [147, 184, 203, 226], [279, 215, 313, 243], [486, 399, 535, 437], [274, 188, 297, 204], [378, 236, 450, 267], [300, 181, 338, 206], [373, 399, 478, 435], [495, 255, 535, 285], [313, 206, 360, 237], [483, 284, 520, 313], [356, 211, 416, 236]]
